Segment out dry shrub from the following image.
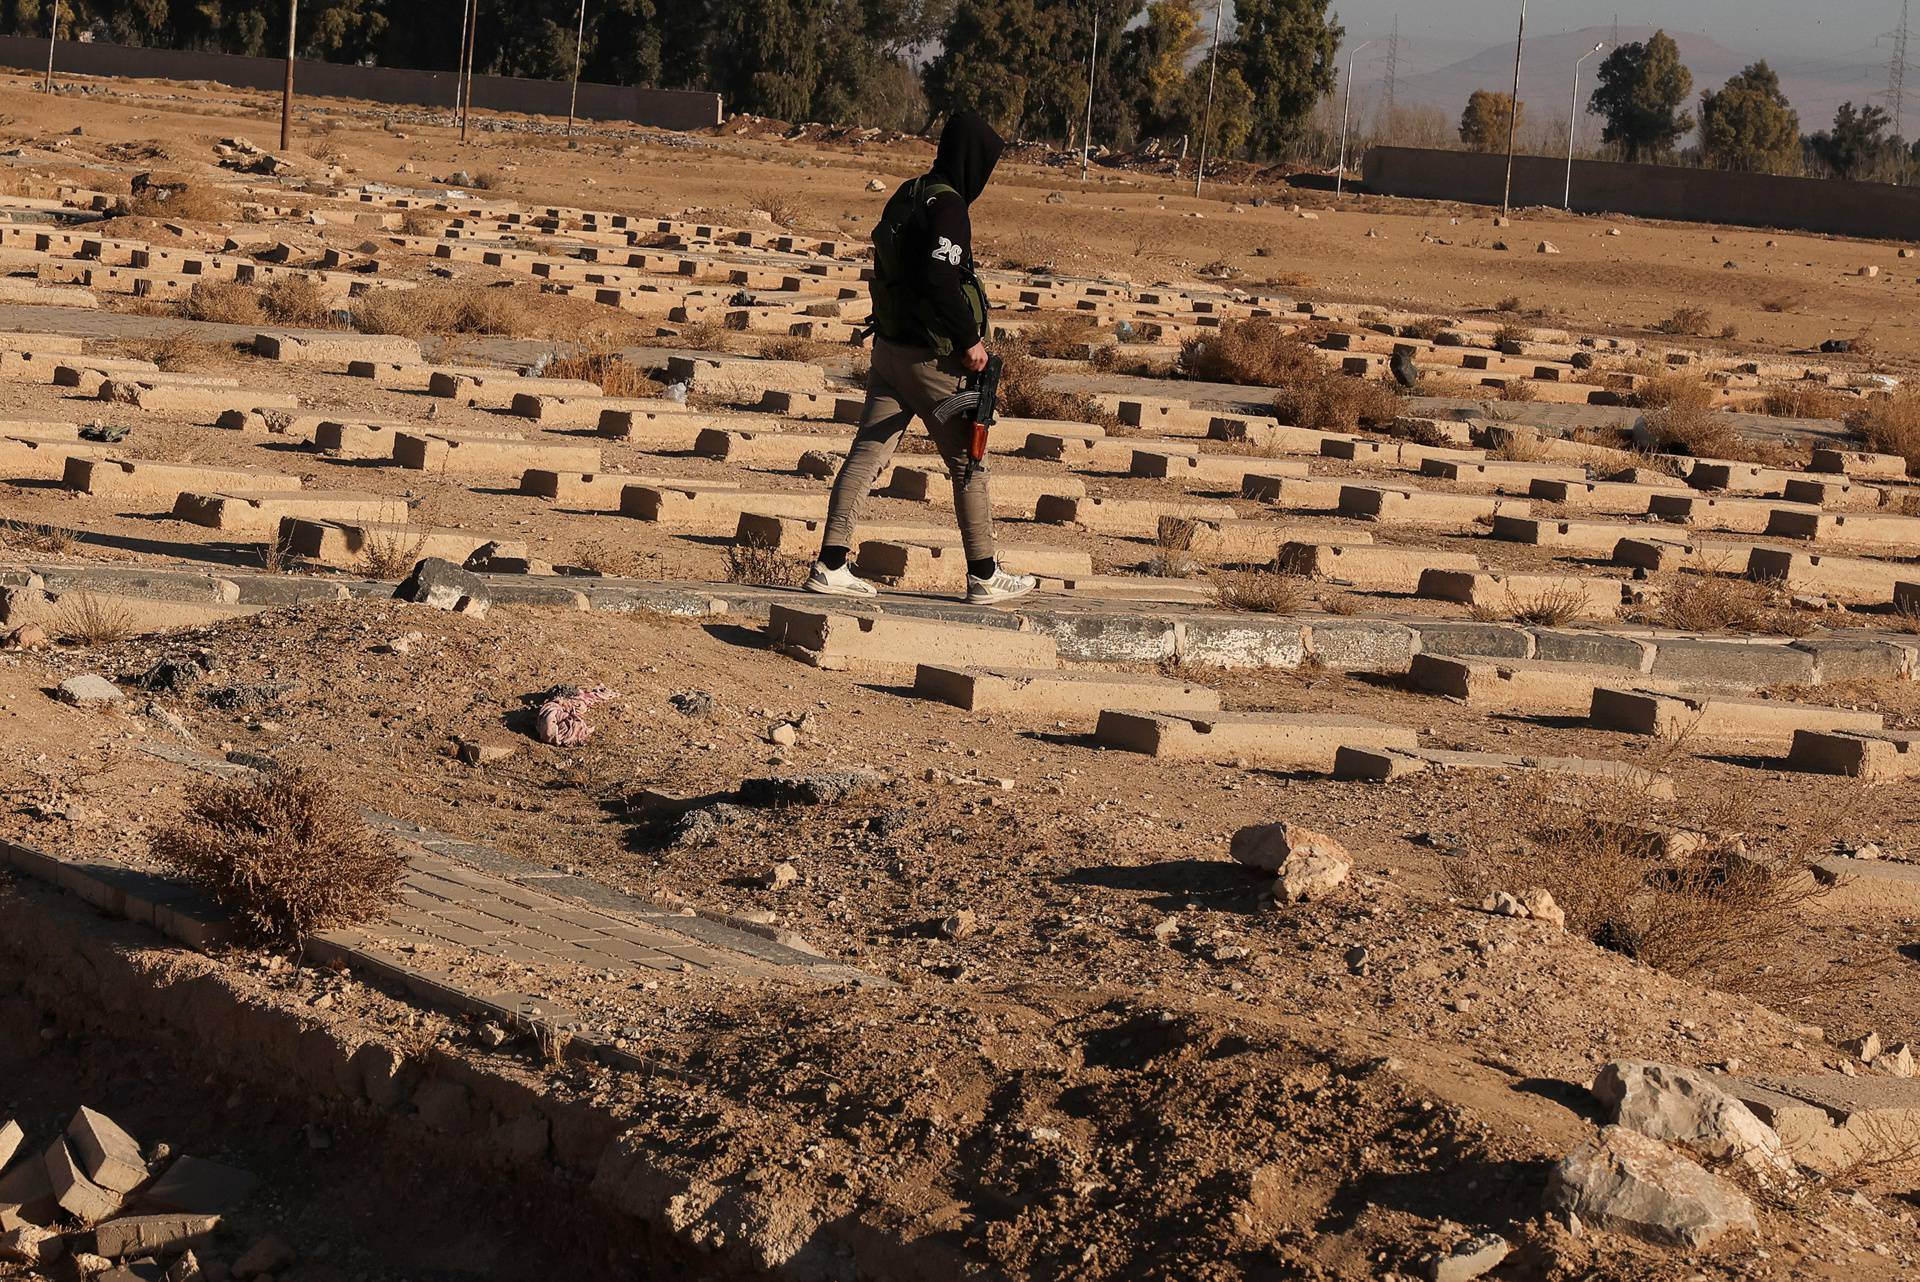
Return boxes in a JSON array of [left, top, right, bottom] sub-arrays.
[[1498, 378, 1539, 403], [996, 348, 1118, 427], [1760, 384, 1853, 421], [351, 285, 538, 339], [726, 538, 810, 587], [1177, 319, 1323, 387], [1090, 345, 1174, 378], [754, 196, 800, 228], [1213, 563, 1307, 613], [52, 593, 138, 645], [0, 519, 75, 555], [123, 330, 231, 372], [1847, 389, 1920, 475], [1502, 580, 1600, 626], [571, 540, 650, 578], [757, 335, 834, 363], [1758, 292, 1804, 314], [260, 275, 338, 327], [1402, 316, 1449, 341], [1895, 598, 1920, 635], [151, 767, 406, 945], [1640, 573, 1812, 636], [469, 170, 503, 191], [1020, 313, 1101, 359], [1272, 374, 1403, 431], [1495, 295, 1524, 314], [398, 210, 444, 237], [1655, 306, 1715, 336], [1147, 518, 1200, 578], [121, 179, 232, 222], [182, 281, 265, 325], [660, 320, 730, 352], [546, 337, 661, 398], [1634, 374, 1740, 458], [1448, 776, 1848, 1001], [355, 525, 428, 581], [1487, 428, 1551, 462], [1491, 322, 1533, 348]]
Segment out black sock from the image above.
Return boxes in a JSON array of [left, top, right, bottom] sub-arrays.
[[968, 557, 997, 580], [819, 545, 849, 571]]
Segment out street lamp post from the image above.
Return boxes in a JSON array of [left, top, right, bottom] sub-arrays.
[[1080, 14, 1099, 182], [1565, 42, 1604, 210], [1501, 0, 1527, 219], [43, 0, 58, 93], [1193, 0, 1225, 197], [1335, 39, 1375, 199], [566, 0, 587, 139]]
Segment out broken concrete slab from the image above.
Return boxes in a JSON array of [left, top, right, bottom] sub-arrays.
[[1788, 728, 1920, 781], [767, 605, 1057, 672], [854, 541, 1091, 590], [1591, 688, 1882, 740], [172, 491, 398, 531], [1281, 542, 1480, 592], [93, 1213, 220, 1260], [1333, 745, 1676, 797], [66, 1108, 144, 1195], [44, 1138, 121, 1224], [1417, 569, 1623, 620], [912, 664, 1220, 718], [1730, 1075, 1920, 1173], [1093, 710, 1416, 770], [64, 458, 302, 498]]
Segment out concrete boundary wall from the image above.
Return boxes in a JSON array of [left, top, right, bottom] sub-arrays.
[[0, 35, 721, 130], [1362, 145, 1920, 243]]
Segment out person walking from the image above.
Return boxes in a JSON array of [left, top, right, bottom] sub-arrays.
[[806, 109, 1035, 606]]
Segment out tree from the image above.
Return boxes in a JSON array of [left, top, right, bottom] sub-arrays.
[[1107, 0, 1207, 147], [1698, 61, 1799, 174], [1458, 89, 1521, 154], [1590, 29, 1693, 163], [1810, 101, 1895, 181], [926, 0, 1142, 141], [1229, 0, 1341, 159]]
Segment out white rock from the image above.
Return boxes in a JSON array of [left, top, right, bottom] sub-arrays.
[[1429, 1232, 1509, 1282], [57, 674, 123, 706], [1537, 240, 1561, 254], [1276, 849, 1351, 902], [1590, 1061, 1794, 1176], [1545, 1125, 1758, 1247], [1230, 822, 1348, 875], [1871, 1043, 1915, 1077], [1520, 887, 1565, 929]]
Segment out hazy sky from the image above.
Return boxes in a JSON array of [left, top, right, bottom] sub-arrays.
[[1332, 1, 1902, 62]]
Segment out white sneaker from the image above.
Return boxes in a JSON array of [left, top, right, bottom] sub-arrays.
[[966, 567, 1036, 605], [805, 561, 878, 597]]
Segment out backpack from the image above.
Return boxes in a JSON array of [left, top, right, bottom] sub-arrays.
[[868, 175, 986, 356]]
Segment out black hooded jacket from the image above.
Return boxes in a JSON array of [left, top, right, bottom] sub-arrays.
[[903, 110, 1003, 352]]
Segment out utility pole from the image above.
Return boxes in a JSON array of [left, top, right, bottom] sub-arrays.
[[1501, 0, 1526, 220], [453, 0, 473, 129], [1382, 14, 1401, 121], [1566, 43, 1604, 209], [459, 0, 480, 144], [1336, 40, 1374, 199], [1081, 12, 1099, 181], [566, 0, 587, 139], [43, 0, 58, 93], [1193, 0, 1225, 197], [280, 0, 297, 152]]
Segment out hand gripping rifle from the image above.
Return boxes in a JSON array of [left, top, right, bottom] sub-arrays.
[[932, 354, 1002, 484]]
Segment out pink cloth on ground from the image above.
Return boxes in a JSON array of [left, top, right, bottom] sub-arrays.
[[535, 685, 618, 746]]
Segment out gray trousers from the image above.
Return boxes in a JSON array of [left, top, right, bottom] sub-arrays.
[[821, 337, 996, 564]]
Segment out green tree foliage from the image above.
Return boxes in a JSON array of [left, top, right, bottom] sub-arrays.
[[1589, 30, 1694, 162], [1106, 0, 1207, 147], [1698, 61, 1800, 174], [1809, 101, 1898, 181], [1457, 89, 1521, 154], [926, 0, 1140, 142], [1229, 0, 1341, 159]]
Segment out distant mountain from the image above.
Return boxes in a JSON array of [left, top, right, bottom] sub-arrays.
[[1376, 24, 1889, 144]]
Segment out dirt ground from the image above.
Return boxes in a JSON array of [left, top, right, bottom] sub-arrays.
[[1, 65, 1919, 1282]]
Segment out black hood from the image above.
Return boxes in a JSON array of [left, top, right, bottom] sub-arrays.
[[932, 110, 1003, 204]]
